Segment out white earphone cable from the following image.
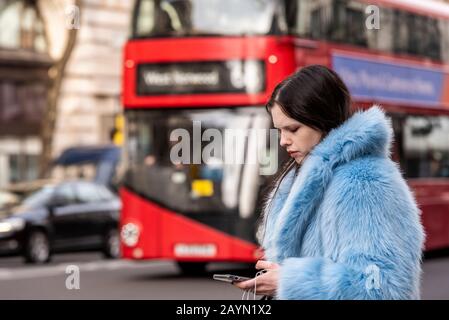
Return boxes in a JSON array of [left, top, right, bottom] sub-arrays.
[[241, 269, 267, 300]]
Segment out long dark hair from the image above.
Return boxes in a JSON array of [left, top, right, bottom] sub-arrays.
[[257, 65, 352, 244]]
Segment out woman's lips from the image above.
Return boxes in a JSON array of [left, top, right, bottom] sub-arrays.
[[288, 151, 301, 158]]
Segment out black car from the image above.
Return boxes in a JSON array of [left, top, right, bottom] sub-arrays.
[[0, 181, 121, 263]]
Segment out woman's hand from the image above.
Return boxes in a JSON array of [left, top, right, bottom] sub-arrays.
[[233, 260, 280, 297]]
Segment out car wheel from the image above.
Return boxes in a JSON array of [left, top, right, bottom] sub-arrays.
[[103, 228, 120, 259], [177, 262, 207, 275], [24, 230, 51, 264]]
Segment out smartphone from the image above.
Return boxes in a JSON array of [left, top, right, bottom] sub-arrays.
[[213, 274, 251, 283]]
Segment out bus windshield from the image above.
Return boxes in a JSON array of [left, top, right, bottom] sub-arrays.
[[132, 0, 282, 38], [124, 107, 285, 217]]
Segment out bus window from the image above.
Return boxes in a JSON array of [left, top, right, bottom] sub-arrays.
[[401, 115, 449, 179], [288, 0, 447, 63], [132, 0, 285, 38], [333, 0, 367, 47], [288, 0, 367, 46], [442, 19, 449, 63], [425, 17, 442, 61], [288, 0, 332, 40]]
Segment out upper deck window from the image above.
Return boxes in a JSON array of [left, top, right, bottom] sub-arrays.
[[132, 0, 287, 38], [286, 0, 449, 63]]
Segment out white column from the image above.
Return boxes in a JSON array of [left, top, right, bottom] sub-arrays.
[[0, 153, 9, 188]]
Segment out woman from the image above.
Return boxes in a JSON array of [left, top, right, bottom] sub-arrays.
[[234, 65, 425, 300]]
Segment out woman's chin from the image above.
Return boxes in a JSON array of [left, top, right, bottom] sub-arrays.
[[294, 156, 305, 164]]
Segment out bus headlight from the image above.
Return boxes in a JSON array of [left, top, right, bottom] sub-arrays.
[[0, 217, 25, 233], [120, 223, 140, 247]]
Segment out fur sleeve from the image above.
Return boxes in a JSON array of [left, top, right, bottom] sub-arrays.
[[276, 159, 425, 300]]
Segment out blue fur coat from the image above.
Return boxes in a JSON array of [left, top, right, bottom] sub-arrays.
[[261, 106, 425, 300]]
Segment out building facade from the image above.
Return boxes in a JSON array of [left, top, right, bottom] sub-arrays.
[[0, 0, 133, 188], [0, 0, 51, 187], [51, 0, 132, 157]]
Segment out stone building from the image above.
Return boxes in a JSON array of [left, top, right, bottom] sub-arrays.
[[0, 0, 133, 188], [49, 0, 133, 156], [0, 0, 51, 186]]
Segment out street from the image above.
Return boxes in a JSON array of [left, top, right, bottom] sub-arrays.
[[0, 253, 252, 299], [0, 253, 448, 299]]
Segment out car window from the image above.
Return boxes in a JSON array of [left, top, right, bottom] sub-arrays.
[[97, 185, 116, 201], [53, 184, 77, 206], [23, 186, 55, 208], [74, 182, 102, 203]]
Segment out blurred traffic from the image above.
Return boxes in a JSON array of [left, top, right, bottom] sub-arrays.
[[0, 144, 121, 263], [0, 180, 120, 263]]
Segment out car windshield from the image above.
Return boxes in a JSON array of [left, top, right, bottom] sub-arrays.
[[133, 0, 282, 37], [22, 186, 55, 209]]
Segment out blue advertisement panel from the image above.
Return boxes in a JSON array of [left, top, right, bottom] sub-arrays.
[[332, 53, 445, 106]]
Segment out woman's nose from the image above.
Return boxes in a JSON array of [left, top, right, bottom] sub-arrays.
[[279, 132, 290, 148]]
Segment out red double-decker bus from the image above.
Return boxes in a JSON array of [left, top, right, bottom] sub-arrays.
[[120, 0, 449, 273]]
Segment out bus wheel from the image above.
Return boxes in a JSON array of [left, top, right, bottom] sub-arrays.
[[177, 262, 207, 275]]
